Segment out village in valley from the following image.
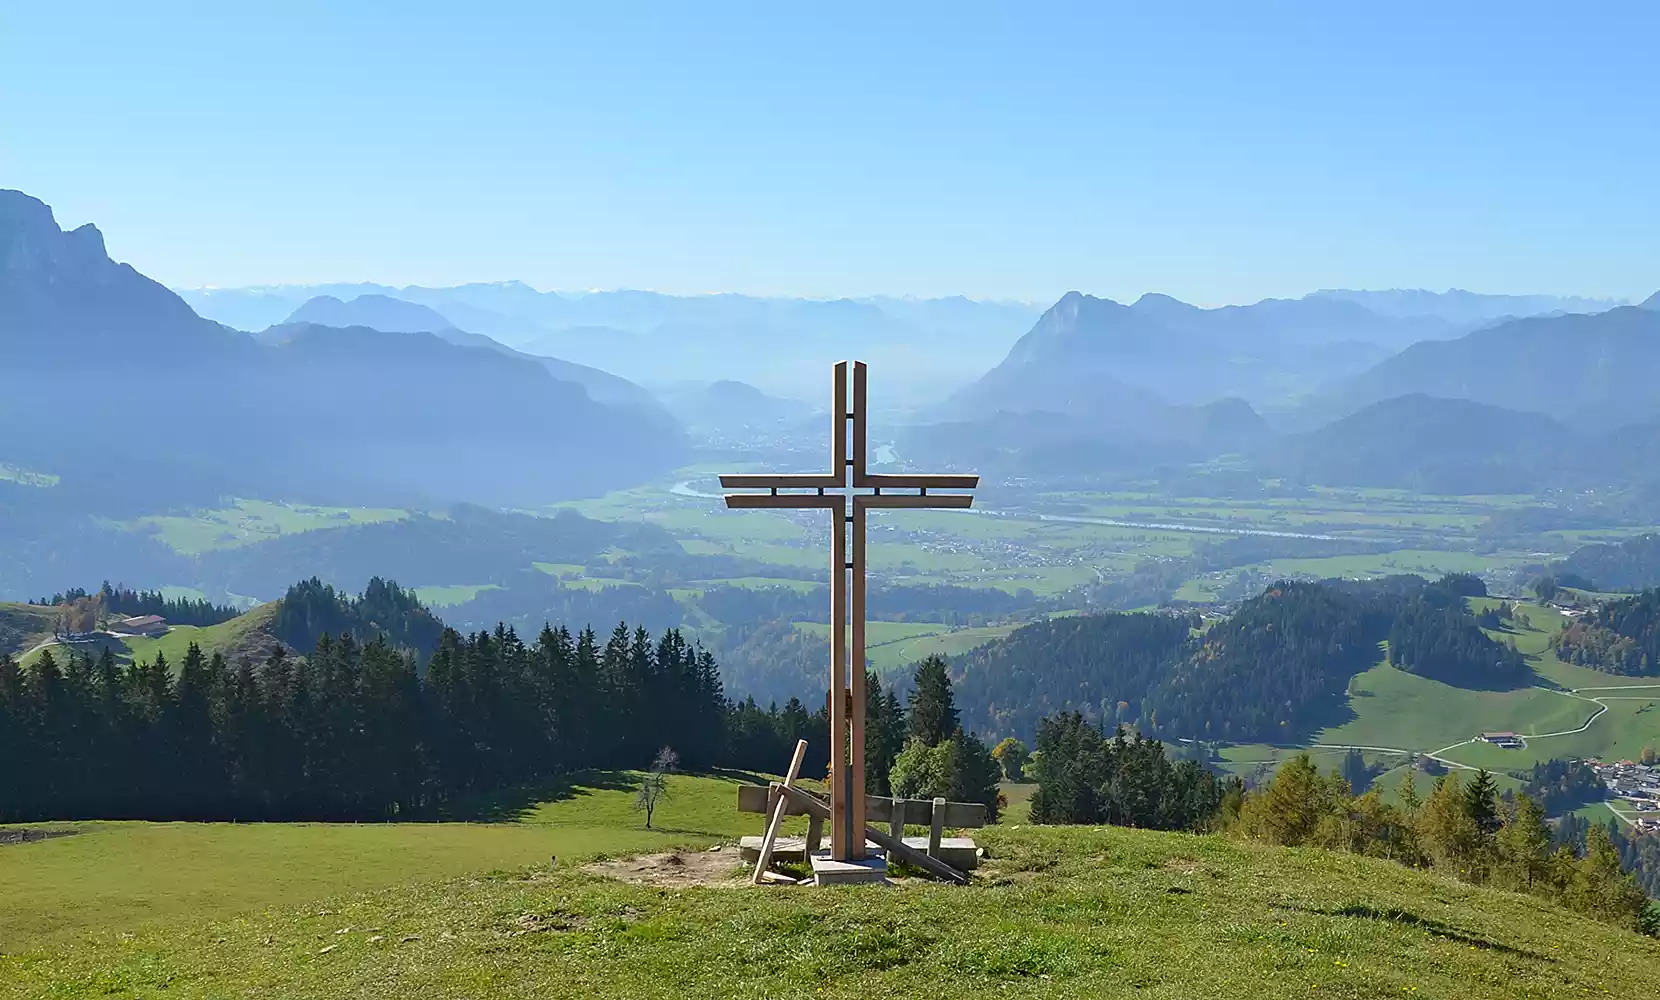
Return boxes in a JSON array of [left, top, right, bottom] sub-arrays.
[[1592, 758, 1660, 833]]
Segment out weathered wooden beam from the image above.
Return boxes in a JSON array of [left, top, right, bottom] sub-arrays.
[[855, 494, 974, 510], [856, 473, 980, 490], [752, 740, 809, 885], [737, 787, 987, 828], [851, 361, 868, 484], [850, 503, 867, 852], [725, 493, 844, 509], [929, 796, 947, 859], [887, 801, 904, 862], [777, 784, 970, 885], [831, 505, 850, 859], [719, 473, 844, 490], [832, 361, 848, 488]]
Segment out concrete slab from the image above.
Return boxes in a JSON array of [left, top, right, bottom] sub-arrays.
[[809, 851, 889, 886], [740, 835, 980, 871]]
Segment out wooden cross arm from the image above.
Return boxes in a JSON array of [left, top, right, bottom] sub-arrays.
[[856, 473, 980, 490], [854, 494, 974, 510], [719, 473, 843, 489], [725, 494, 846, 510]]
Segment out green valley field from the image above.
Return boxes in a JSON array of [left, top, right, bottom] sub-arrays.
[[3, 772, 1657, 998], [1299, 602, 1660, 776]]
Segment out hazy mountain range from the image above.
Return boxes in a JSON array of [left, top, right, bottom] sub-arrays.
[[9, 183, 1659, 517], [180, 282, 1044, 401], [0, 189, 685, 511], [183, 281, 1627, 406], [911, 286, 1660, 489], [274, 293, 666, 415]]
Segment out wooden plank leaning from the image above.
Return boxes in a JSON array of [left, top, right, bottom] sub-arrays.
[[929, 797, 947, 858], [776, 784, 969, 886], [751, 739, 809, 885]]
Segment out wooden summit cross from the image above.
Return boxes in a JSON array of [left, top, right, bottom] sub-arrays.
[[720, 361, 978, 863]]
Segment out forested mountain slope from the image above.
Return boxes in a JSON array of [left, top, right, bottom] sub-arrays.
[[1555, 534, 1660, 592], [955, 574, 1511, 742], [1334, 306, 1660, 430], [1554, 588, 1660, 676], [1268, 394, 1573, 493]]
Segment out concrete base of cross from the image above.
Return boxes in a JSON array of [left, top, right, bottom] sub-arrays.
[[809, 850, 890, 886]]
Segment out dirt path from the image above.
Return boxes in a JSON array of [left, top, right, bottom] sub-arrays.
[[583, 846, 747, 888]]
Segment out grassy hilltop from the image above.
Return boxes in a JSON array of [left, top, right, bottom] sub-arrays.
[[9, 602, 281, 671], [3, 774, 1657, 999]]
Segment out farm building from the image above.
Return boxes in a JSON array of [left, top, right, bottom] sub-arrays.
[[108, 615, 167, 637], [1478, 731, 1524, 749]]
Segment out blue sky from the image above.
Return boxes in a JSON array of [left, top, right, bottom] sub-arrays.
[[2, 2, 1655, 304]]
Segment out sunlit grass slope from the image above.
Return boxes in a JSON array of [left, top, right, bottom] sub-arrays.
[[4, 824, 1656, 999], [0, 771, 777, 953]]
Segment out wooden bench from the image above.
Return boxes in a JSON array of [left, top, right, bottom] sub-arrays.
[[736, 785, 986, 872]]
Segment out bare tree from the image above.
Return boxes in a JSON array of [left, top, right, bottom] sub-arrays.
[[633, 747, 679, 829]]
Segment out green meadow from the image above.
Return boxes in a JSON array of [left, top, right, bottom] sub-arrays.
[[5, 809, 1656, 998], [1292, 601, 1660, 776], [0, 771, 780, 954], [791, 621, 1023, 673], [412, 584, 503, 607], [17, 604, 279, 671], [122, 499, 408, 556]]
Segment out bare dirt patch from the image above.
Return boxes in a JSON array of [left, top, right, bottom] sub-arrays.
[[0, 828, 79, 847], [584, 846, 747, 888]]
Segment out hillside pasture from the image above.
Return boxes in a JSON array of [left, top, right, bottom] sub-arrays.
[[17, 603, 280, 670], [122, 499, 408, 556], [0, 771, 780, 953], [4, 821, 1656, 998]]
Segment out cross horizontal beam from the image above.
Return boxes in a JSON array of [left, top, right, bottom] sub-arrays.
[[720, 473, 843, 490], [724, 494, 845, 510], [855, 494, 973, 510], [720, 473, 979, 491], [859, 473, 979, 490]]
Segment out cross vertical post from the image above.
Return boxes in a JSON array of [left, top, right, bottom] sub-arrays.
[[720, 361, 978, 864]]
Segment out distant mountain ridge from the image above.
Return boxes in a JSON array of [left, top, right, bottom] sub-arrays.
[[1309, 288, 1623, 324], [0, 190, 686, 510], [286, 293, 456, 334], [1269, 394, 1572, 494], [1330, 306, 1660, 430], [278, 294, 666, 415], [181, 282, 1044, 401], [943, 289, 1456, 417], [2, 189, 250, 362], [655, 379, 814, 437]]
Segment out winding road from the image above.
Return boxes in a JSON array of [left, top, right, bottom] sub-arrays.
[[1222, 681, 1660, 777]]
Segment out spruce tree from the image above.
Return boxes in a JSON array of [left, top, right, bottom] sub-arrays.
[[1497, 792, 1553, 891], [907, 655, 959, 747], [1463, 769, 1501, 837]]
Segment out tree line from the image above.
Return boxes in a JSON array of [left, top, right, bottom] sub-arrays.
[[1513, 757, 1606, 815], [1026, 713, 1226, 830], [0, 620, 735, 822], [1387, 591, 1527, 688], [0, 573, 1001, 823], [32, 582, 243, 632], [1013, 716, 1658, 937], [1553, 588, 1660, 676], [1224, 757, 1656, 936]]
